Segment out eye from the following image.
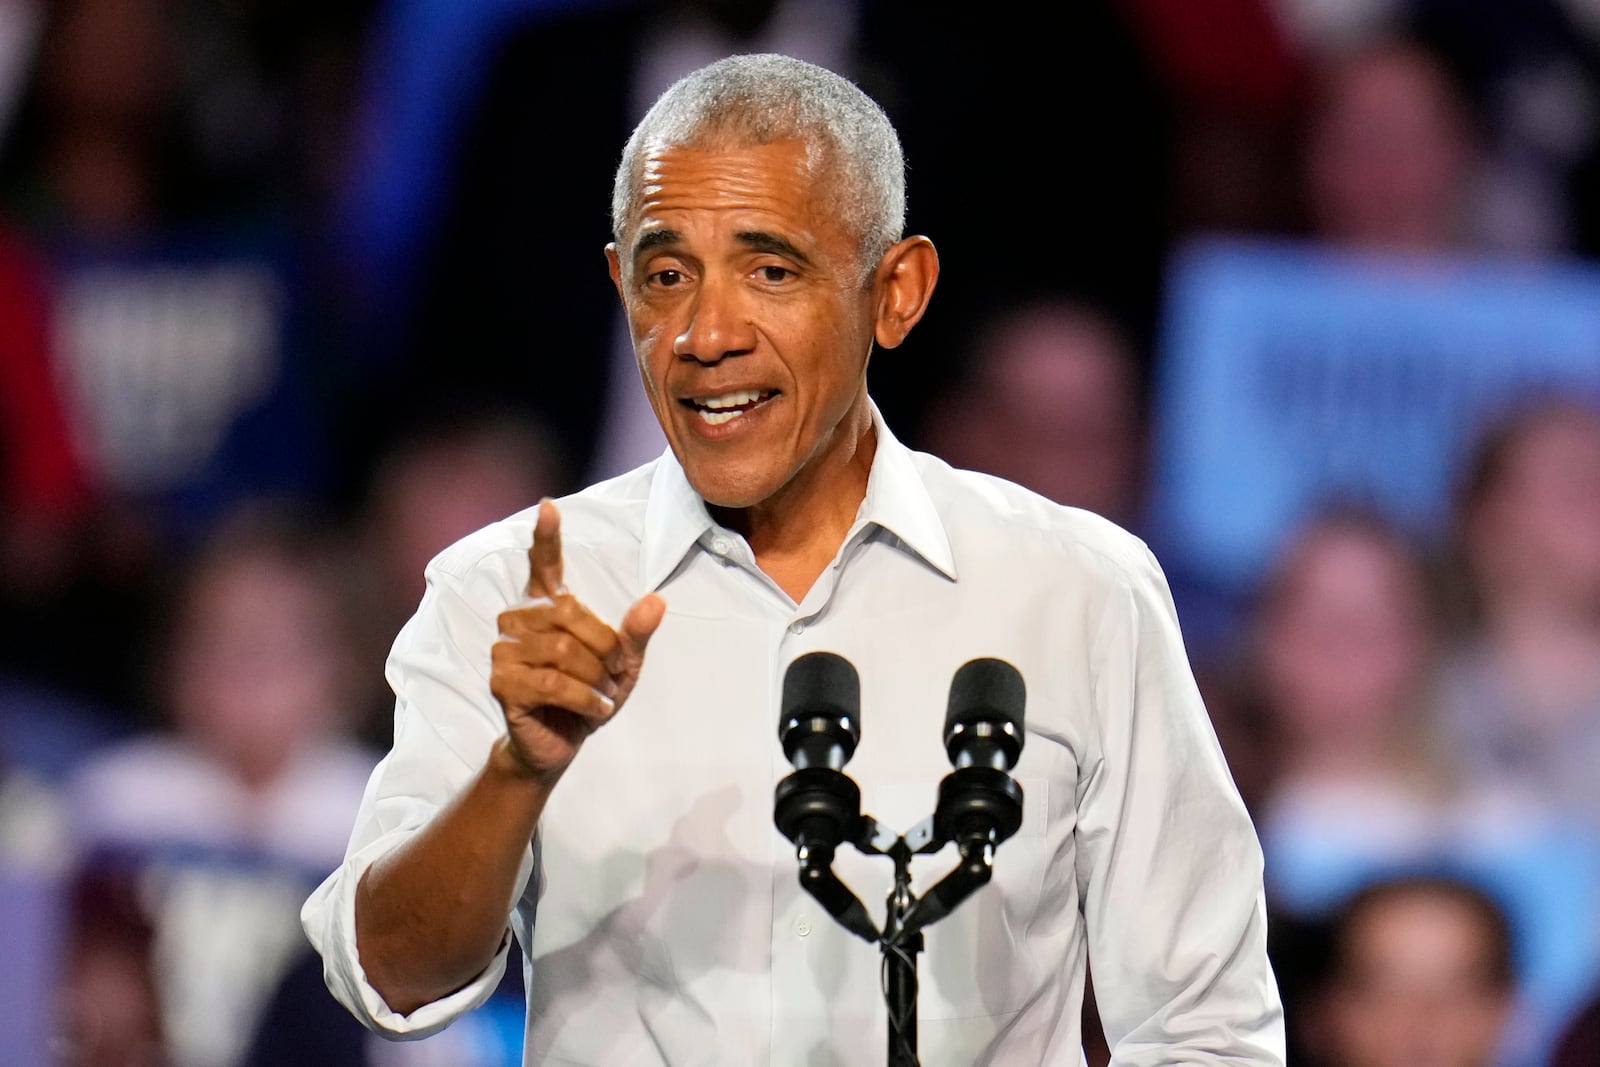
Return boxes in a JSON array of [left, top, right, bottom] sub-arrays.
[[648, 269, 684, 288], [757, 265, 793, 283]]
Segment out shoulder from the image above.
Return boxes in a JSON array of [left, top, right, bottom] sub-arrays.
[[913, 451, 1161, 594]]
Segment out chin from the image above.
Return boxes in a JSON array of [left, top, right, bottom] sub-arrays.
[[683, 463, 786, 511]]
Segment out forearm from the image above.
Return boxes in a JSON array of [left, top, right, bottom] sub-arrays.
[[354, 737, 555, 1014]]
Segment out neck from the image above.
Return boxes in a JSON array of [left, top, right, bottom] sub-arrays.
[[713, 402, 877, 602]]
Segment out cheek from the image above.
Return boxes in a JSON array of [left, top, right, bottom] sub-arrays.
[[633, 325, 672, 388]]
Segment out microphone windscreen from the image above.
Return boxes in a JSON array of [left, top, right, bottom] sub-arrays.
[[945, 657, 1026, 734], [781, 651, 861, 725]]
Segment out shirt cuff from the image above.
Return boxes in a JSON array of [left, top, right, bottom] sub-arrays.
[[301, 835, 515, 1039]]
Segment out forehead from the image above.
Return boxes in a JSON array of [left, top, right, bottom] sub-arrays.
[[1347, 894, 1493, 966], [629, 140, 838, 243]]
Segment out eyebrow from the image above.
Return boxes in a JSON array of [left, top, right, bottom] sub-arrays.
[[633, 229, 682, 261], [734, 231, 812, 265], [631, 228, 814, 267]]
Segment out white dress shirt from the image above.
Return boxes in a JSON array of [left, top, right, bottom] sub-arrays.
[[303, 411, 1285, 1065]]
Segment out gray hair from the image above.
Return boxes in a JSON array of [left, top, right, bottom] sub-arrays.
[[611, 53, 906, 280]]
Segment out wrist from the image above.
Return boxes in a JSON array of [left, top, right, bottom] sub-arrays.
[[487, 736, 565, 791]]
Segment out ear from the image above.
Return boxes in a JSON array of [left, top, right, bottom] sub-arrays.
[[605, 243, 626, 302], [872, 236, 939, 350]]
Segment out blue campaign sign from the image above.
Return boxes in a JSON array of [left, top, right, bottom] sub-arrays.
[[1150, 237, 1600, 592]]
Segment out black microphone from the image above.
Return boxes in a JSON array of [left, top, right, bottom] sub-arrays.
[[934, 657, 1026, 850], [944, 657, 1026, 771], [774, 651, 877, 943], [900, 658, 1028, 935], [780, 651, 861, 771]]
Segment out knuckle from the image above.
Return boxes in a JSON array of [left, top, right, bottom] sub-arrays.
[[535, 669, 565, 701], [489, 672, 515, 707]]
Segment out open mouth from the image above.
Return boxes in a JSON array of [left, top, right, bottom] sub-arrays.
[[680, 388, 778, 426]]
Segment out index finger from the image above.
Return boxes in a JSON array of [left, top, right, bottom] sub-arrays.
[[527, 498, 564, 598]]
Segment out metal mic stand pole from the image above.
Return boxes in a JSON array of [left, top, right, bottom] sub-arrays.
[[778, 780, 1017, 1067], [881, 837, 922, 1067]]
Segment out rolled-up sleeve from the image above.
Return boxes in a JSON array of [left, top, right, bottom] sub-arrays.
[[1074, 545, 1285, 1064], [301, 547, 537, 1038]]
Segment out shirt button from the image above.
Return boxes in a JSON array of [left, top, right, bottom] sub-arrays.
[[788, 620, 805, 635], [794, 915, 811, 937], [711, 537, 731, 556]]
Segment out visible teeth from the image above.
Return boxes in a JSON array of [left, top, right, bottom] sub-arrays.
[[700, 409, 742, 425], [700, 389, 764, 410]]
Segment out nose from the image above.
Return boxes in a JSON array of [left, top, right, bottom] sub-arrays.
[[673, 274, 756, 364]]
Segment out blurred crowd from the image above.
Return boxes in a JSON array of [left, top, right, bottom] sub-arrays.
[[3, 1, 1600, 1066]]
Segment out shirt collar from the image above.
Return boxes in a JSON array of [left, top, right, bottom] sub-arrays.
[[637, 402, 958, 591], [854, 404, 958, 582]]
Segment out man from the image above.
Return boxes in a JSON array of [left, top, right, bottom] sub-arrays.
[[304, 54, 1284, 1064]]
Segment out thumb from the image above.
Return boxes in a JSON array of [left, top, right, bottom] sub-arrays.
[[614, 593, 666, 671]]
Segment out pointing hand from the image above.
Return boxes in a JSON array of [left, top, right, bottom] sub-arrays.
[[490, 500, 666, 781]]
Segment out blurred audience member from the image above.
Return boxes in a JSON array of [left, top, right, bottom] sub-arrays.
[[1302, 35, 1479, 253], [65, 510, 377, 1067], [1252, 509, 1451, 907], [54, 864, 168, 1067], [0, 0, 335, 713], [1443, 397, 1600, 833], [922, 296, 1258, 663], [1277, 4, 1600, 254], [1309, 876, 1515, 1067], [1253, 506, 1600, 1064], [245, 415, 559, 1064], [360, 411, 567, 646], [0, 0, 330, 539], [923, 299, 1144, 527]]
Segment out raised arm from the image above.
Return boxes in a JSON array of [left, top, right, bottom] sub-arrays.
[[352, 500, 665, 1015]]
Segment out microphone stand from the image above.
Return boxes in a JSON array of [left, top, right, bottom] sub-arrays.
[[779, 774, 1018, 1067], [773, 654, 1025, 1067], [881, 835, 924, 1067]]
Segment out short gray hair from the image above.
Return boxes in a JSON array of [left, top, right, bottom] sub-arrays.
[[611, 53, 906, 279]]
